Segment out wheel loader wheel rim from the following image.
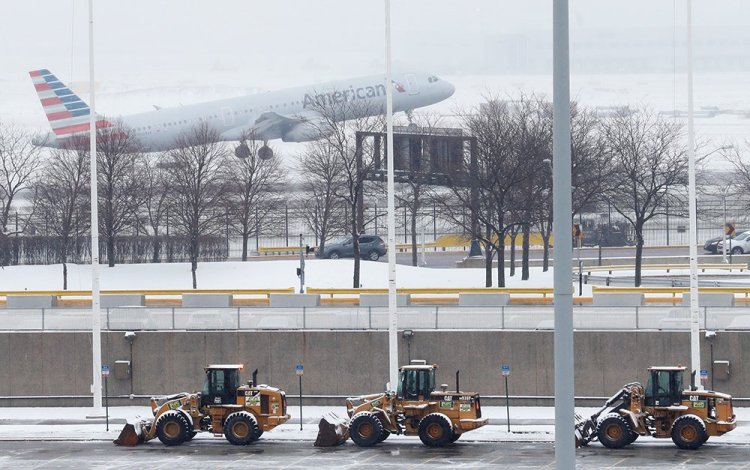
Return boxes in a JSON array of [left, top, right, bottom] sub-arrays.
[[233, 421, 250, 438], [605, 424, 622, 440], [426, 423, 444, 440], [358, 422, 374, 438], [680, 425, 697, 441], [164, 421, 180, 438]]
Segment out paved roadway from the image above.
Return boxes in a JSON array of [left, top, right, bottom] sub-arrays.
[[387, 245, 699, 269], [258, 245, 702, 269], [2, 440, 748, 469]]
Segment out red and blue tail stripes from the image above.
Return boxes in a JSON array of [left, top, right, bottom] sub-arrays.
[[29, 69, 111, 138]]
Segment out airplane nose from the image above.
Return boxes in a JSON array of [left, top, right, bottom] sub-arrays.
[[443, 80, 455, 99]]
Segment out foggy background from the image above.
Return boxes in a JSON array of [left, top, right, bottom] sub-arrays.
[[2, 0, 749, 145]]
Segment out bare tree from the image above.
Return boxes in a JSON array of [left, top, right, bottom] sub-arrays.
[[440, 97, 532, 287], [96, 121, 146, 267], [0, 122, 43, 233], [164, 124, 228, 288], [33, 145, 90, 289], [141, 155, 171, 262], [296, 139, 346, 255], [225, 138, 286, 261], [603, 109, 687, 286], [306, 95, 384, 287]]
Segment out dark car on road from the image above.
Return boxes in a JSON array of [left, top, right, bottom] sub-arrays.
[[318, 235, 387, 261]]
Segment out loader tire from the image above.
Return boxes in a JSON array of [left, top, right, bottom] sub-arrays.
[[224, 412, 259, 446], [254, 429, 264, 440], [671, 415, 707, 450], [418, 413, 453, 448], [451, 432, 461, 443], [156, 411, 191, 446], [185, 431, 197, 441], [596, 413, 632, 449], [349, 412, 383, 447]]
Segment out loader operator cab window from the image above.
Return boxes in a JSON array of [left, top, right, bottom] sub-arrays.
[[645, 369, 684, 407], [201, 368, 241, 407], [397, 368, 436, 401]]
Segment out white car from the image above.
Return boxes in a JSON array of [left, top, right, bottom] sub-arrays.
[[716, 230, 750, 255]]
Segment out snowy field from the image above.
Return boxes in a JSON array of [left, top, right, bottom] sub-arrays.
[[0, 259, 558, 293], [0, 259, 746, 295]]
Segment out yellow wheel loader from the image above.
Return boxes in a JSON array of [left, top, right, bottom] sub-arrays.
[[575, 366, 736, 450], [316, 361, 488, 448], [114, 364, 290, 446]]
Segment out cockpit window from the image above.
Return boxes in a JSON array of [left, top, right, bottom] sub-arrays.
[[428, 76, 440, 83]]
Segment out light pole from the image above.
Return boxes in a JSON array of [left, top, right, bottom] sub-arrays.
[[552, 1, 575, 466], [384, 0, 398, 392], [124, 331, 136, 396], [88, 0, 103, 415], [686, 0, 702, 391]]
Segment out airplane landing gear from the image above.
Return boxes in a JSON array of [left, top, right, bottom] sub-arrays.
[[405, 109, 418, 130], [258, 142, 273, 160], [235, 142, 251, 159]]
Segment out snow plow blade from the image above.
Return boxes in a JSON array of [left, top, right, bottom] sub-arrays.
[[113, 421, 147, 446], [574, 413, 596, 448], [314, 412, 349, 447]]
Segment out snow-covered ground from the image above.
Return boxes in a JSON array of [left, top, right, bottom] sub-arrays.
[[0, 260, 559, 293], [0, 405, 746, 444], [1, 259, 748, 298]]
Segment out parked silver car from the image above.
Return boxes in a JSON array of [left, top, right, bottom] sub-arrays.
[[716, 230, 750, 255]]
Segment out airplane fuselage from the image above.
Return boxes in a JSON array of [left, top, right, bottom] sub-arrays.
[[34, 71, 454, 152]]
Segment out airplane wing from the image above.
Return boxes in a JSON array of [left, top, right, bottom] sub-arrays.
[[221, 111, 322, 142]]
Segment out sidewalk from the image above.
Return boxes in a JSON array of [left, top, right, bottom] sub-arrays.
[[0, 406, 746, 444]]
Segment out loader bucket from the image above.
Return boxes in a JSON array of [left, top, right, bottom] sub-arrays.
[[574, 413, 596, 448], [314, 412, 350, 447], [113, 421, 146, 446]]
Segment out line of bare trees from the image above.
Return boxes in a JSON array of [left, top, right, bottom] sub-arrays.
[[0, 120, 286, 289], [1, 94, 739, 288]]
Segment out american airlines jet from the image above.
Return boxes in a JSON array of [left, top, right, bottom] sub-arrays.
[[30, 69, 455, 159]]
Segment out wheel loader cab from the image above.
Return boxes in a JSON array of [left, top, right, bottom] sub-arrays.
[[201, 365, 242, 407], [645, 367, 684, 407], [397, 365, 436, 401]]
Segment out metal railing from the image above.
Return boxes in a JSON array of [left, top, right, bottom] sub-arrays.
[[1, 305, 748, 331]]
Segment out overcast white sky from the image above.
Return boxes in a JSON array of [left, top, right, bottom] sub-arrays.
[[3, 1, 750, 82], [2, 1, 749, 147]]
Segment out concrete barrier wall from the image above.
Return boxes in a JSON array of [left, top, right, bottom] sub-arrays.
[[0, 330, 747, 406]]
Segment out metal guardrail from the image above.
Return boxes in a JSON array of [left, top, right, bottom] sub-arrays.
[[592, 286, 750, 297], [307, 287, 555, 298], [581, 263, 747, 275], [0, 288, 295, 301]]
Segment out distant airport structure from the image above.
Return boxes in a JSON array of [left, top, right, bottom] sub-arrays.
[[29, 69, 454, 159]]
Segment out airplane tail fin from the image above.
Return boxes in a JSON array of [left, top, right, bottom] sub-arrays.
[[29, 69, 110, 139]]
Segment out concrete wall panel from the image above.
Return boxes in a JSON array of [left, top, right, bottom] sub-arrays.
[[1, 331, 748, 405]]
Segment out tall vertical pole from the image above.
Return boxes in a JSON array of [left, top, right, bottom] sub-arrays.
[[384, 0, 398, 391], [686, 0, 702, 390], [553, 0, 575, 467], [88, 0, 103, 413], [722, 196, 727, 263]]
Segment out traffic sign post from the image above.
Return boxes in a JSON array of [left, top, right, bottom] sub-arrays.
[[700, 369, 708, 384], [501, 364, 511, 433], [296, 363, 304, 430], [101, 365, 110, 430]]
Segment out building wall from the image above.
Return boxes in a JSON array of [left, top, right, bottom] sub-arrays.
[[0, 331, 746, 406]]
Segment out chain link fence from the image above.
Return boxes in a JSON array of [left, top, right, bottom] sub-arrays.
[[3, 196, 745, 266]]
